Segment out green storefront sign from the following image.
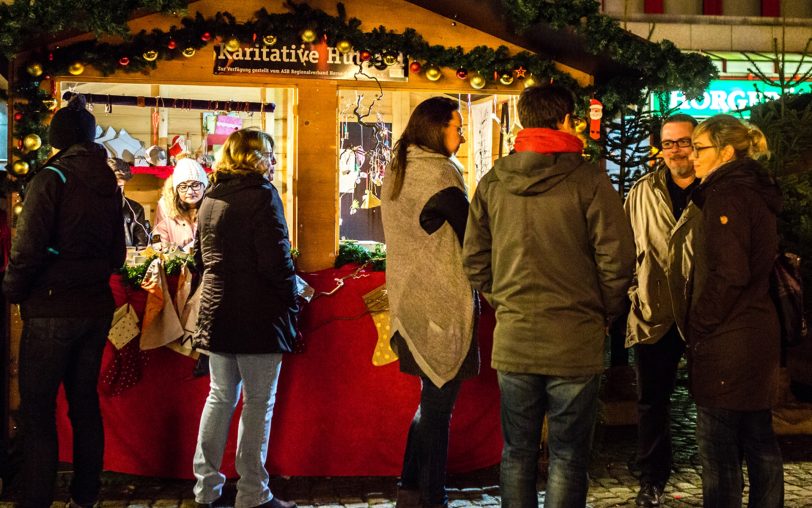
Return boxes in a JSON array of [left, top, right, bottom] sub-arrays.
[[653, 79, 812, 118]]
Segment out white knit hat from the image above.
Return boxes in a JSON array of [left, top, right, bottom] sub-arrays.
[[172, 158, 208, 190]]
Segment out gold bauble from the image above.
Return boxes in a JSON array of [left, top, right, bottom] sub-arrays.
[[336, 40, 352, 54], [42, 98, 58, 111], [262, 34, 278, 46], [26, 62, 43, 77], [383, 52, 398, 66], [13, 203, 24, 217], [182, 47, 196, 58], [224, 38, 241, 52], [424, 65, 442, 82], [23, 134, 42, 152], [523, 74, 538, 88], [499, 72, 514, 86], [469, 73, 486, 89], [301, 29, 317, 43], [68, 62, 85, 75], [143, 50, 159, 62], [11, 160, 30, 176]]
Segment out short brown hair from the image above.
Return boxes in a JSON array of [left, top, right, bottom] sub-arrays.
[[518, 85, 575, 129]]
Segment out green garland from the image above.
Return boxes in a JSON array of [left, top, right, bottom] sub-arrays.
[[119, 253, 195, 287], [3, 0, 717, 196], [335, 241, 386, 271]]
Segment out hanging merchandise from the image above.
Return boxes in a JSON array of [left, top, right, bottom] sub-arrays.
[[589, 98, 604, 140]]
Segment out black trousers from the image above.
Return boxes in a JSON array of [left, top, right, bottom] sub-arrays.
[[634, 325, 686, 488]]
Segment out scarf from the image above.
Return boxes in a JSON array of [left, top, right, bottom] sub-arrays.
[[514, 128, 584, 155]]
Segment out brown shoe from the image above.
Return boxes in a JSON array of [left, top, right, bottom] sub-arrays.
[[395, 489, 421, 508]]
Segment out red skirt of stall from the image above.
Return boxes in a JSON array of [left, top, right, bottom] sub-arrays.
[[55, 265, 502, 479]]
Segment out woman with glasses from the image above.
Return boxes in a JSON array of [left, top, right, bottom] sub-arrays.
[[687, 114, 783, 507], [191, 127, 298, 508], [154, 157, 209, 251], [381, 96, 478, 508]]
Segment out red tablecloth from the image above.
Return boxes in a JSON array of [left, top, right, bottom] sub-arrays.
[[56, 265, 502, 479]]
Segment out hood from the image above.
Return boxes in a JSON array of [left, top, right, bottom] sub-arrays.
[[46, 142, 118, 197], [694, 158, 782, 215], [205, 172, 270, 199], [493, 151, 583, 196]]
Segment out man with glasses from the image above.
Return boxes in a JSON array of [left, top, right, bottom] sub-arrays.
[[624, 113, 701, 506]]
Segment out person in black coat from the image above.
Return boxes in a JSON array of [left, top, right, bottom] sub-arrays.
[[2, 95, 125, 508], [107, 158, 150, 248], [191, 127, 298, 508], [688, 114, 783, 507]]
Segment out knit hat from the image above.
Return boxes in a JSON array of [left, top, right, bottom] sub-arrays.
[[49, 95, 97, 150], [107, 157, 132, 181], [172, 158, 208, 190]]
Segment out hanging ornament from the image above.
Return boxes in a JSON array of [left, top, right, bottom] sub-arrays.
[[26, 62, 44, 77], [42, 98, 58, 111], [118, 56, 130, 66], [201, 32, 212, 42], [336, 40, 352, 54], [455, 68, 468, 79], [301, 29, 317, 43], [11, 161, 30, 177], [409, 61, 422, 74], [68, 62, 84, 75], [359, 50, 372, 62], [588, 98, 604, 140], [515, 66, 527, 79], [225, 38, 240, 52], [263, 34, 278, 46], [373, 56, 388, 71], [424, 65, 442, 82], [167, 39, 177, 50], [182, 47, 196, 58], [13, 202, 24, 217], [23, 134, 42, 152], [469, 73, 487, 90], [499, 71, 514, 86], [143, 50, 159, 62], [13, 112, 23, 122], [523, 74, 538, 88], [383, 52, 398, 66]]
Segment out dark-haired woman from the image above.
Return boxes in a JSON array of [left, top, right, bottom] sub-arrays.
[[381, 97, 479, 508]]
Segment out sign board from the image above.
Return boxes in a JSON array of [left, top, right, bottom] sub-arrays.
[[213, 44, 408, 82], [653, 79, 812, 118]]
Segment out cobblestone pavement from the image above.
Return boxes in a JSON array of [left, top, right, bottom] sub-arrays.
[[2, 372, 812, 507]]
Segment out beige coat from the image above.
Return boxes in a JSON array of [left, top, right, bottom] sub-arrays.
[[624, 166, 702, 347]]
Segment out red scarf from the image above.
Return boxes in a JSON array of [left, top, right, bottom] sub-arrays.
[[514, 128, 584, 155]]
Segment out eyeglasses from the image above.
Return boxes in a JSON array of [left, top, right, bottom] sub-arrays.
[[177, 181, 204, 193], [263, 152, 278, 165], [661, 138, 692, 150], [692, 145, 716, 155], [448, 123, 465, 137]]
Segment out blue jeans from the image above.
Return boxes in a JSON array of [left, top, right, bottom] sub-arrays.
[[399, 376, 462, 506], [498, 372, 600, 508], [18, 316, 112, 508], [696, 406, 783, 508], [193, 352, 283, 508]]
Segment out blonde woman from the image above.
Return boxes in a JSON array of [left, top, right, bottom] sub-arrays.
[[153, 157, 208, 250], [688, 114, 783, 507], [191, 127, 298, 508]]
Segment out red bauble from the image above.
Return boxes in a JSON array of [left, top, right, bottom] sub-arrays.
[[359, 50, 372, 62], [456, 68, 468, 79], [409, 61, 422, 73], [119, 57, 130, 66], [167, 40, 177, 50], [13, 112, 23, 121], [201, 32, 212, 42]]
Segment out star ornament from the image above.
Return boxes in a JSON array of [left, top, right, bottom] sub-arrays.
[[515, 66, 527, 78]]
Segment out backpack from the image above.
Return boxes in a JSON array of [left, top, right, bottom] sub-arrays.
[[770, 252, 808, 347]]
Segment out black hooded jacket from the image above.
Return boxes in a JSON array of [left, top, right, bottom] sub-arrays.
[[192, 172, 298, 354], [688, 157, 782, 410], [3, 142, 126, 318]]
